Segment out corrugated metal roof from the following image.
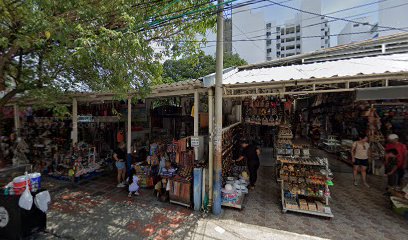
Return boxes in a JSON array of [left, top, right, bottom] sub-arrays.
[[153, 79, 203, 90], [224, 53, 408, 85]]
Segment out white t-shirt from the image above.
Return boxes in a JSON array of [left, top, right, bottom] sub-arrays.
[[353, 141, 370, 160]]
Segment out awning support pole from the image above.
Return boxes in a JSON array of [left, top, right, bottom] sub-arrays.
[[13, 104, 20, 137], [194, 90, 199, 161], [72, 98, 78, 146], [127, 96, 132, 173]]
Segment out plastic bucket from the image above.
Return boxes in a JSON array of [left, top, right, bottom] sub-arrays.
[[29, 172, 42, 189], [13, 176, 30, 188], [13, 175, 31, 195]]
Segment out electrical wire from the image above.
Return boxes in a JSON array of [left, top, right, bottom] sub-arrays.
[[233, 0, 408, 40], [166, 28, 407, 43], [231, 0, 389, 38], [266, 0, 408, 32]]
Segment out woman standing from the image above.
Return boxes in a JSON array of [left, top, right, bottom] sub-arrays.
[[113, 142, 127, 187], [351, 134, 370, 187]]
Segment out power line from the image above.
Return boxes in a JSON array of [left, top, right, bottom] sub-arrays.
[[231, 0, 389, 38], [266, 0, 408, 32], [233, 1, 408, 40], [170, 28, 407, 44]]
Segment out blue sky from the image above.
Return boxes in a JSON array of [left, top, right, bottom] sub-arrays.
[[240, 0, 381, 46]]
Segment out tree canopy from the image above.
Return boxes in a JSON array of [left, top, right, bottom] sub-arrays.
[[162, 52, 247, 83], [0, 0, 218, 111]]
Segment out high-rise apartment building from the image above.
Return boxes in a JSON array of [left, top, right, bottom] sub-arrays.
[[337, 17, 378, 46], [266, 0, 330, 61], [379, 0, 408, 37], [201, 6, 265, 64]]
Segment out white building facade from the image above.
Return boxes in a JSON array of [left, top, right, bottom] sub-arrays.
[[379, 0, 408, 37], [337, 17, 378, 46], [266, 0, 330, 60]]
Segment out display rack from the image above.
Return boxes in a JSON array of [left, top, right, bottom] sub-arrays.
[[221, 123, 242, 181], [279, 156, 334, 218], [221, 123, 247, 210]]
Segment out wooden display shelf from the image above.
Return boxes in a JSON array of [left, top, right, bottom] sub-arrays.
[[283, 204, 334, 218]]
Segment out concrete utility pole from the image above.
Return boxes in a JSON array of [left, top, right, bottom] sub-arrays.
[[213, 0, 224, 216], [208, 88, 214, 209]]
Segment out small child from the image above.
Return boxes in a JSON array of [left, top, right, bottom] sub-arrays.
[[385, 149, 399, 189], [128, 168, 140, 197], [154, 160, 176, 201]]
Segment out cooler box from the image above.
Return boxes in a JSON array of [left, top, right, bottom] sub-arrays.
[[0, 190, 47, 240]]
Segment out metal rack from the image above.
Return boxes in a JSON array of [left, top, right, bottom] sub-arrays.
[[279, 157, 334, 218]]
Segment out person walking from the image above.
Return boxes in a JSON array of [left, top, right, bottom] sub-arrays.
[[351, 134, 370, 187], [234, 140, 261, 190], [385, 134, 407, 187], [113, 142, 127, 187]]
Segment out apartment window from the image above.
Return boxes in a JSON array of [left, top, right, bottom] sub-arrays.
[[266, 32, 271, 37], [277, 43, 281, 48], [277, 35, 280, 39], [267, 57, 272, 61], [296, 25, 300, 32], [286, 45, 295, 50], [281, 47, 284, 51], [353, 23, 359, 27], [321, 36, 324, 39], [281, 29, 285, 35], [296, 44, 301, 49], [286, 27, 295, 34], [296, 36, 300, 41], [267, 48, 272, 53], [266, 23, 272, 28], [363, 22, 369, 25], [266, 40, 272, 45], [325, 31, 328, 36], [286, 37, 295, 42], [286, 53, 294, 57], [281, 54, 285, 57], [281, 39, 285, 43], [276, 27, 280, 32]]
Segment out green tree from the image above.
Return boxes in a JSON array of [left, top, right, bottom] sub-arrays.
[[162, 52, 247, 83], [0, 0, 218, 117]]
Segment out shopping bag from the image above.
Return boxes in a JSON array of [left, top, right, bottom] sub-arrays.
[[18, 179, 33, 210], [34, 191, 51, 213]]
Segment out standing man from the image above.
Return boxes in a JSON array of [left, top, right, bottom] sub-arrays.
[[385, 134, 407, 187], [113, 142, 127, 187], [234, 140, 261, 190]]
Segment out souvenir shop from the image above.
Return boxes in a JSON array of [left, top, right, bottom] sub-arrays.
[[218, 95, 334, 217], [214, 52, 408, 216]]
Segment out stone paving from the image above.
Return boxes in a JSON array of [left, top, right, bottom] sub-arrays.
[[29, 149, 408, 240]]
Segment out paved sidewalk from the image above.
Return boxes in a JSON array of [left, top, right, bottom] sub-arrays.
[[30, 149, 407, 240]]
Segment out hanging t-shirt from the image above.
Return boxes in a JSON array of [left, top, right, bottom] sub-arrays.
[[117, 131, 124, 143]]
